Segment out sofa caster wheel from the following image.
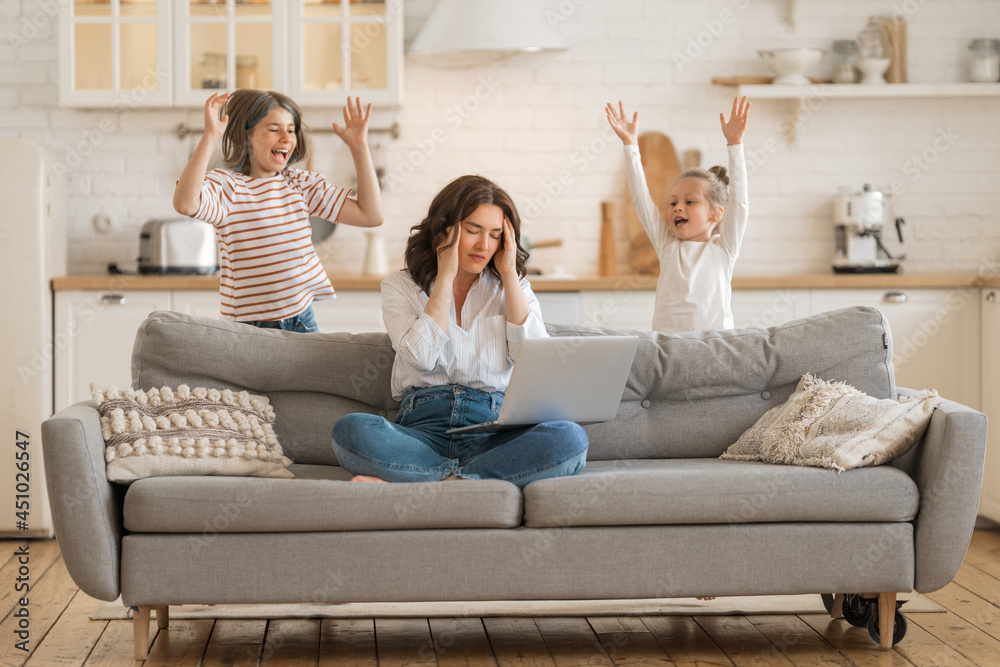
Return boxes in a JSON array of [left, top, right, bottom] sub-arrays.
[[842, 594, 873, 627], [867, 607, 907, 647]]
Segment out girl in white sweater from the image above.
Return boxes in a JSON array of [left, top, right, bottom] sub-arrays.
[[606, 96, 751, 334]]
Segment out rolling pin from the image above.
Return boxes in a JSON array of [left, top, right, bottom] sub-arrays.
[[599, 201, 616, 277]]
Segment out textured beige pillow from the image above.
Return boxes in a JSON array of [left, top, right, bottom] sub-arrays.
[[93, 384, 293, 483], [720, 374, 941, 472]]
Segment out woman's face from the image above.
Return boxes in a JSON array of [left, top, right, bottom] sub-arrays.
[[455, 203, 505, 279]]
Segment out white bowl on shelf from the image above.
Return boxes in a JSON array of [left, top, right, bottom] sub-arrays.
[[757, 47, 825, 85], [857, 57, 891, 84]]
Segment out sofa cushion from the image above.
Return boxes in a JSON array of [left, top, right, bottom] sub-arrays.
[[123, 464, 523, 533], [522, 459, 918, 528], [720, 373, 941, 472], [94, 384, 292, 483]]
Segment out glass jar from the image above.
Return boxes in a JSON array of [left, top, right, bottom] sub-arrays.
[[968, 39, 1000, 83], [832, 40, 859, 83], [857, 18, 890, 60]]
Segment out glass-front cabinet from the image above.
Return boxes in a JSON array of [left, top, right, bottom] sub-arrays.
[[60, 0, 402, 107], [59, 0, 172, 106]]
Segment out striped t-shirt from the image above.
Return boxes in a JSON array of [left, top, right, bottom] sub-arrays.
[[195, 168, 355, 322]]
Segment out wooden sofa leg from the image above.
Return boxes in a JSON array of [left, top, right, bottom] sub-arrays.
[[133, 606, 151, 660], [878, 592, 896, 649], [154, 605, 169, 629]]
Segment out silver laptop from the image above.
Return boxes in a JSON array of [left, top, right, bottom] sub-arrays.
[[446, 335, 640, 435]]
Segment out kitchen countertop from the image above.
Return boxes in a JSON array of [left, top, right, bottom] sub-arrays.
[[52, 273, 1000, 291]]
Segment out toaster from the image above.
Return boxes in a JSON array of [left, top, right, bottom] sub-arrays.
[[138, 218, 220, 275]]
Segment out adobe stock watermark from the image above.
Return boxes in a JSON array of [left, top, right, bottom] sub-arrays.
[[52, 66, 169, 179], [381, 74, 500, 192], [6, 0, 69, 50], [545, 0, 589, 27], [673, 0, 751, 72], [887, 127, 960, 197]]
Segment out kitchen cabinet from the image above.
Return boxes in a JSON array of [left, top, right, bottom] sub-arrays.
[[60, 0, 403, 107], [810, 288, 981, 410], [579, 291, 657, 330], [980, 289, 1000, 523], [731, 289, 811, 329], [54, 289, 171, 411], [313, 291, 386, 333]]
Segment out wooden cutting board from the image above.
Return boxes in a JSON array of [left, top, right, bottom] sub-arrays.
[[624, 131, 682, 273]]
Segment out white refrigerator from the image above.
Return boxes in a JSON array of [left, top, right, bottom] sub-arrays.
[[0, 138, 65, 537]]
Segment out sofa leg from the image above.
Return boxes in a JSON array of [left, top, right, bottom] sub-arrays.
[[831, 593, 844, 619], [133, 606, 151, 661], [878, 592, 896, 649], [154, 605, 169, 629]]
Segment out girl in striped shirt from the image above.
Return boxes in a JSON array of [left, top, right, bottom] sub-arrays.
[[173, 90, 384, 332]]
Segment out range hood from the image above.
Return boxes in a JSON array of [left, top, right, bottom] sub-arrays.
[[409, 0, 567, 66]]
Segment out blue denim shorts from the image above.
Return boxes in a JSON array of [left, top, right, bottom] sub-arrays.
[[243, 304, 318, 333]]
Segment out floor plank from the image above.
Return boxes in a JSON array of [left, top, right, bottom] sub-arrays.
[[0, 555, 79, 666], [924, 581, 1000, 642], [83, 621, 145, 667], [744, 614, 851, 666], [906, 609, 1000, 666], [586, 616, 676, 666], [201, 619, 267, 667], [482, 617, 555, 667], [951, 560, 1000, 607], [889, 615, 978, 667], [374, 618, 437, 666], [696, 615, 796, 666], [534, 617, 613, 667], [641, 615, 734, 666], [143, 618, 214, 667], [260, 619, 321, 666], [23, 590, 105, 667], [429, 618, 496, 667], [798, 614, 914, 667], [319, 619, 377, 666], [971, 529, 1000, 554]]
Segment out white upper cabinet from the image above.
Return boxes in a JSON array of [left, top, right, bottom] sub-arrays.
[[59, 0, 173, 107], [60, 0, 402, 108]]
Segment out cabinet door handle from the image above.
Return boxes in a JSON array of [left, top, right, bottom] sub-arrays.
[[987, 291, 996, 303], [883, 292, 908, 303], [100, 294, 127, 306]]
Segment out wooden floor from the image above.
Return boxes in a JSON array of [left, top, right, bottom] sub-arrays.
[[3, 531, 1000, 666]]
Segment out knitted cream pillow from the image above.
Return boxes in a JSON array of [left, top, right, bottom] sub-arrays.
[[93, 384, 293, 483], [720, 374, 941, 473]]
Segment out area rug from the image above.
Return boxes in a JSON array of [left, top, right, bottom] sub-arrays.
[[93, 593, 942, 620]]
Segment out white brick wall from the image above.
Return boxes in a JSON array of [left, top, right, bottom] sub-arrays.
[[2, 0, 998, 276]]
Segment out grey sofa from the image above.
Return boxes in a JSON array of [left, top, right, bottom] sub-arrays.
[[42, 306, 987, 659]]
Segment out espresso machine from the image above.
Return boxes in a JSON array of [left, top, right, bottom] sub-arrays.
[[832, 184, 905, 273]]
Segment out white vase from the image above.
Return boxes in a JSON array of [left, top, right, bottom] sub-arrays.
[[857, 57, 890, 83]]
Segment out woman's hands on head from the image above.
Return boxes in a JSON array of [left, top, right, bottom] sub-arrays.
[[720, 96, 751, 146], [605, 101, 639, 146], [493, 217, 518, 280], [332, 96, 373, 152], [436, 223, 461, 285], [204, 92, 230, 140]]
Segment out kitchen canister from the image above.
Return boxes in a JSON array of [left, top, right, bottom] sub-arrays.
[[832, 40, 859, 83], [362, 231, 388, 276], [969, 39, 1000, 82]]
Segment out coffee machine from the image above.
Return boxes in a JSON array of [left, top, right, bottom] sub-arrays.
[[832, 184, 905, 273]]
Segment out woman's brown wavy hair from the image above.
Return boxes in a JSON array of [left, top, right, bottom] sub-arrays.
[[405, 175, 529, 295]]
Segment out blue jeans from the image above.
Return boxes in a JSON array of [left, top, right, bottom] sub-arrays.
[[243, 305, 318, 333], [331, 385, 588, 487]]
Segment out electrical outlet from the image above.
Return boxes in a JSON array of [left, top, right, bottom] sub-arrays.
[[92, 213, 113, 234]]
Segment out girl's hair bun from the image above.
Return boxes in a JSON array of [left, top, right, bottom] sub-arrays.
[[708, 165, 729, 186]]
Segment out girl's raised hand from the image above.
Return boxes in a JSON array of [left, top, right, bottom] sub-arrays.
[[493, 218, 518, 279], [720, 96, 751, 146], [204, 92, 230, 139], [605, 101, 639, 146], [332, 96, 373, 151], [436, 223, 461, 283]]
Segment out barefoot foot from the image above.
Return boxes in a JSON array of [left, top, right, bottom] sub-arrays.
[[350, 474, 388, 483]]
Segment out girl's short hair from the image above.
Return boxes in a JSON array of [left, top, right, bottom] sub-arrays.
[[405, 175, 529, 295], [676, 166, 729, 209], [220, 89, 308, 175]]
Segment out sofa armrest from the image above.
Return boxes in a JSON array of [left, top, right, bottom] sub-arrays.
[[41, 402, 124, 601], [896, 387, 988, 593]]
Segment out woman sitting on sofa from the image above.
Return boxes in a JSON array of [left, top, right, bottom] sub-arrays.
[[331, 175, 589, 487]]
